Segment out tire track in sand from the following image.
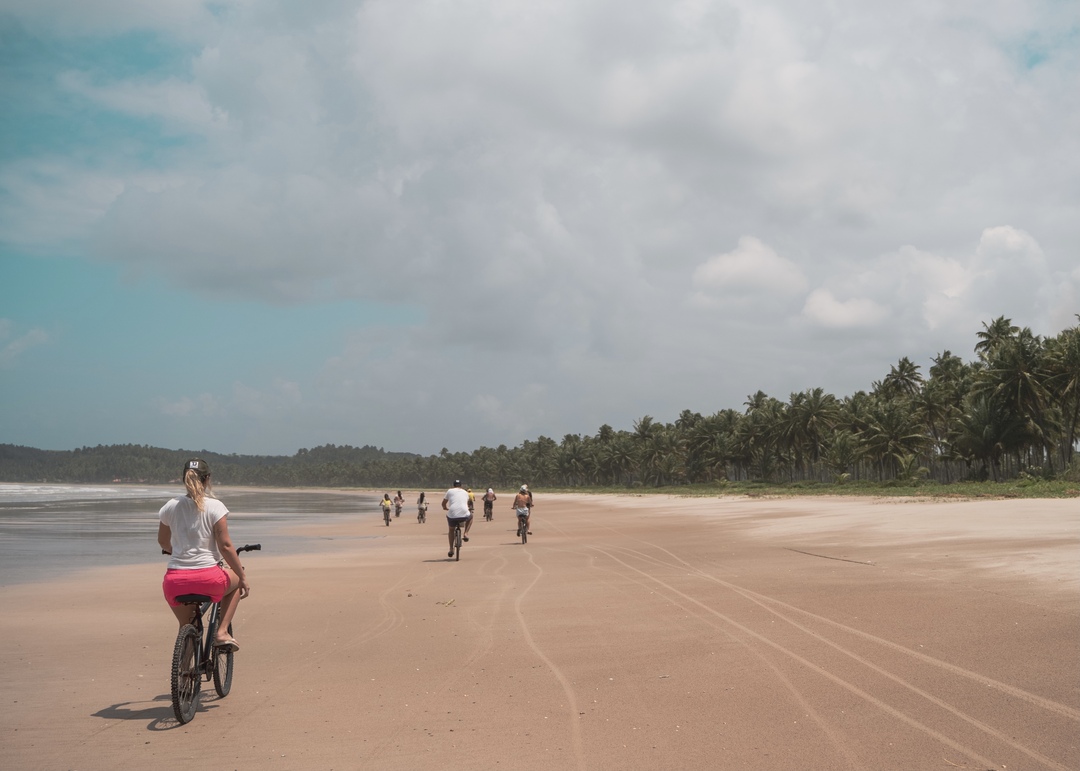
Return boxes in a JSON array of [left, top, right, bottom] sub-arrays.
[[603, 542, 1075, 771], [629, 539, 1080, 723], [513, 547, 587, 771], [588, 545, 1006, 771]]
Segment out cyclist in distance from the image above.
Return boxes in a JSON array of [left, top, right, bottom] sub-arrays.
[[442, 479, 473, 557], [393, 490, 405, 517], [466, 487, 475, 515], [513, 484, 532, 535], [417, 491, 428, 522], [157, 458, 250, 651], [380, 494, 392, 522], [483, 487, 496, 519]]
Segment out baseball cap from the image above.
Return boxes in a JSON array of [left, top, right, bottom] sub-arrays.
[[184, 458, 210, 479], [453, 479, 462, 486]]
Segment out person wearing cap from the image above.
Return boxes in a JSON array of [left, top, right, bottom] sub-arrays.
[[442, 479, 473, 557], [157, 458, 250, 651], [513, 485, 532, 535]]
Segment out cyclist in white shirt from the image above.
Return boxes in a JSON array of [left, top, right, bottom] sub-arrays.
[[442, 479, 473, 557]]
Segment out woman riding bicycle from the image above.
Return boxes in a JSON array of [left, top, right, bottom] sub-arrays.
[[157, 458, 250, 651]]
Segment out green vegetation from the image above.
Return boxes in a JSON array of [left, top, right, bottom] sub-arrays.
[[2, 316, 1077, 498]]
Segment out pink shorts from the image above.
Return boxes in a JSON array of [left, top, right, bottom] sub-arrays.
[[163, 566, 230, 607]]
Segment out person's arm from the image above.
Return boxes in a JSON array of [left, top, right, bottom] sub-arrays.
[[442, 495, 449, 510], [213, 517, 251, 598], [158, 522, 172, 553]]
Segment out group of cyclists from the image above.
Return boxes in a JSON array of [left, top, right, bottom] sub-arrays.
[[380, 483, 534, 557], [157, 457, 537, 690]]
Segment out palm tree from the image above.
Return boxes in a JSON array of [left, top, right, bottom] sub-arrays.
[[951, 395, 1030, 481], [974, 316, 1019, 361], [880, 357, 924, 399], [1044, 321, 1080, 468], [974, 327, 1051, 471], [862, 400, 928, 480], [823, 429, 862, 482]]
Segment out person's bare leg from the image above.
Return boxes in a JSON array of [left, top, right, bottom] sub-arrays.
[[447, 522, 456, 554], [170, 604, 196, 627], [463, 516, 472, 540], [215, 569, 242, 644]]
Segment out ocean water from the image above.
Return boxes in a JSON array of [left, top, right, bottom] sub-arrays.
[[0, 483, 381, 586]]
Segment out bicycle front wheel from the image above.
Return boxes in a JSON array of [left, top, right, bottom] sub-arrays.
[[213, 622, 235, 697], [171, 624, 201, 724]]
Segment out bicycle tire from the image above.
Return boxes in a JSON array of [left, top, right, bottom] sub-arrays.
[[384, 510, 390, 526], [520, 518, 527, 545], [455, 527, 462, 561], [213, 622, 234, 697], [171, 624, 201, 724]]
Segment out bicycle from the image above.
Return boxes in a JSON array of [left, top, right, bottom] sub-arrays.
[[483, 500, 493, 521], [451, 520, 465, 561], [516, 512, 528, 544], [167, 543, 261, 724], [383, 506, 391, 526], [418, 504, 427, 524]]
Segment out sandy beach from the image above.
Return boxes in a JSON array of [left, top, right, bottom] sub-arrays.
[[2, 492, 1077, 771]]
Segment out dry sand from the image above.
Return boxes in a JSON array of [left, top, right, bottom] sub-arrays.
[[2, 493, 1077, 771]]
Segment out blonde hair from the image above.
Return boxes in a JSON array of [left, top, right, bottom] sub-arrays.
[[184, 469, 211, 512]]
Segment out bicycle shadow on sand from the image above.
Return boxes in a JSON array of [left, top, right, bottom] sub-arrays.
[[93, 692, 225, 731]]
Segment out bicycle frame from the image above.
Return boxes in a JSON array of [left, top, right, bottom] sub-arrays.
[[183, 601, 221, 681]]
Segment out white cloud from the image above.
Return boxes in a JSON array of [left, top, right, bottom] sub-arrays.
[[0, 160, 126, 250], [0, 322, 49, 368], [470, 385, 552, 438], [58, 71, 233, 138], [694, 236, 807, 293], [155, 393, 225, 418], [802, 289, 889, 329]]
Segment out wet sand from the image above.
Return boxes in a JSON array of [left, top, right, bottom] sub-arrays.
[[2, 493, 1077, 770]]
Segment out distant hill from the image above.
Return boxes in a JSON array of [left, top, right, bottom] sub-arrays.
[[0, 443, 417, 487]]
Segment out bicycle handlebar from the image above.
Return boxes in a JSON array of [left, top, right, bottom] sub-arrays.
[[161, 543, 262, 556]]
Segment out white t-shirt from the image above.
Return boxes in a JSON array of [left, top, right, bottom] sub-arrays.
[[159, 496, 229, 569], [443, 487, 471, 519]]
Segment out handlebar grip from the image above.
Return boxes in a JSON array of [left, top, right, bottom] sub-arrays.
[[238, 543, 262, 553], [162, 549, 171, 555]]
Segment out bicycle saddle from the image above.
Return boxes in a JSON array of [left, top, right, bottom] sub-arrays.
[[175, 593, 213, 604]]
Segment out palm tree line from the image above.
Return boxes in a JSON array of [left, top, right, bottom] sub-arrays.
[[383, 316, 1080, 488]]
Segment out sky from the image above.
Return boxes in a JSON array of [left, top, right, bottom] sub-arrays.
[[1, 0, 1078, 458]]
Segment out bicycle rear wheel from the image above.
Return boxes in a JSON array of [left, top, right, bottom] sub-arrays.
[[171, 624, 201, 724], [520, 518, 527, 544], [213, 622, 234, 697], [455, 526, 462, 561]]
